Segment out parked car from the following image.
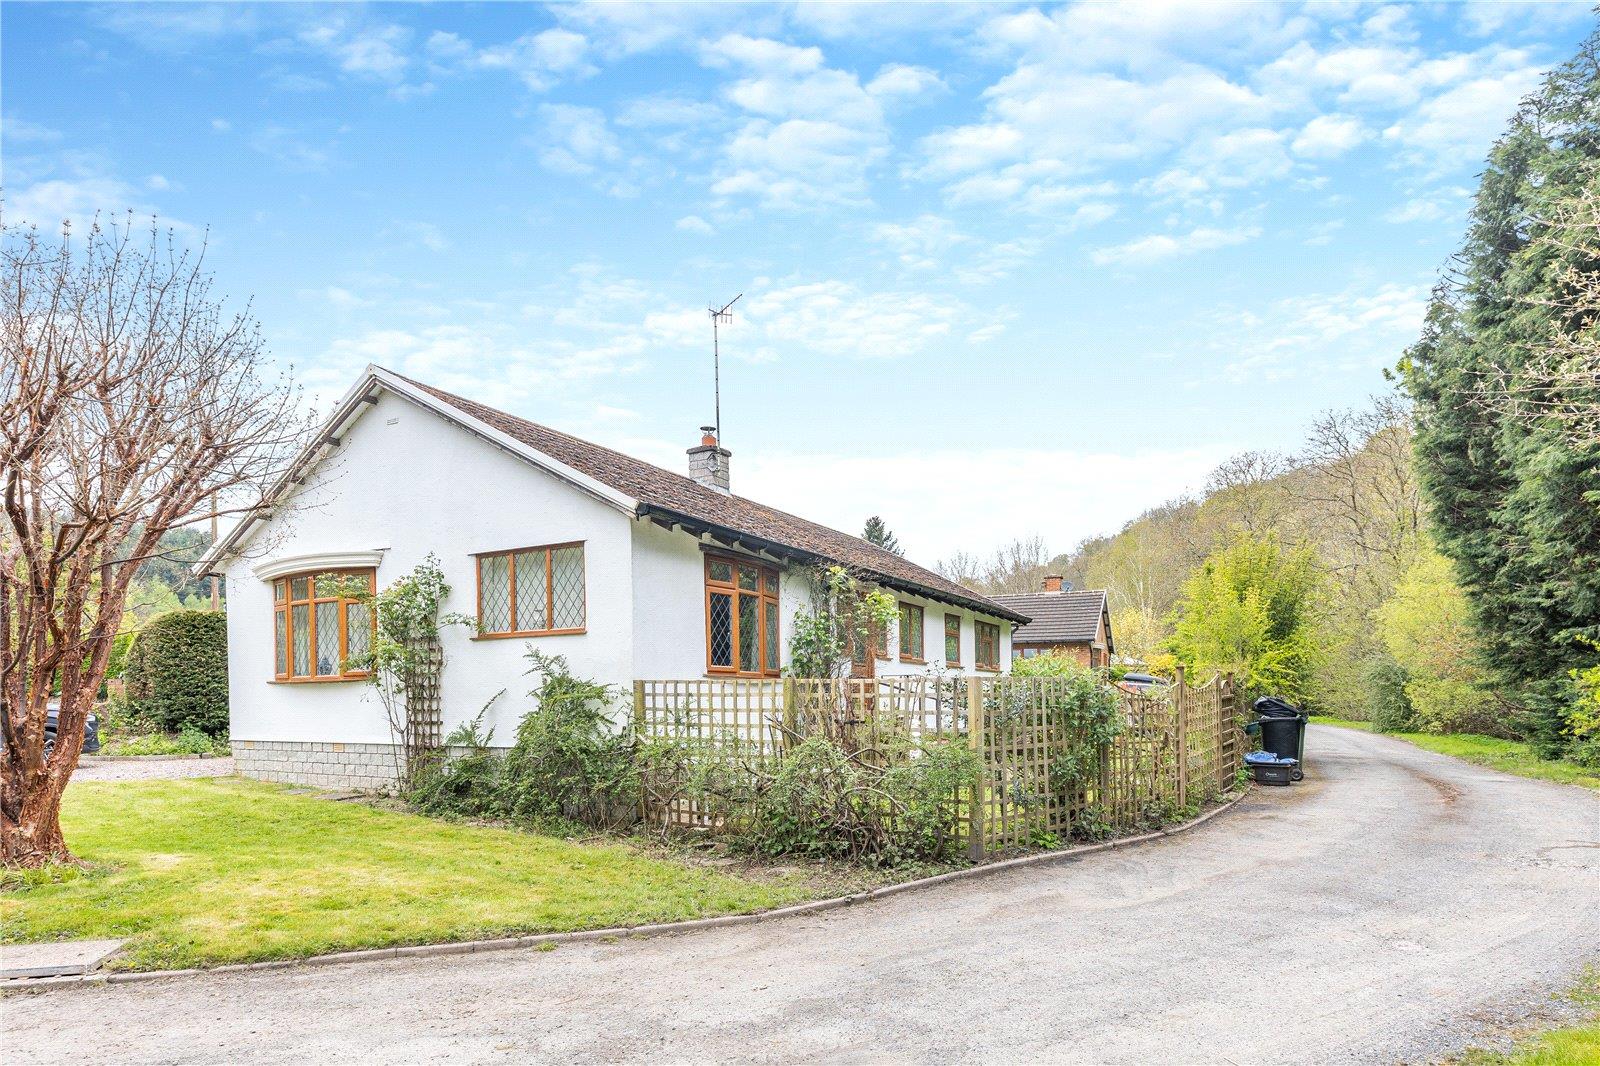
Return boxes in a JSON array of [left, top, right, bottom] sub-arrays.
[[6, 700, 103, 760], [1118, 672, 1170, 693]]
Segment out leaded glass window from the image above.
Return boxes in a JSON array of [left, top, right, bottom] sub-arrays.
[[345, 602, 371, 662], [975, 621, 1001, 671], [291, 604, 310, 677], [315, 601, 341, 675], [551, 546, 584, 629], [944, 614, 961, 665], [705, 555, 781, 677], [513, 550, 547, 632], [764, 601, 780, 673], [898, 603, 924, 662], [273, 568, 374, 681], [275, 609, 288, 675], [476, 543, 586, 636], [709, 591, 733, 668]]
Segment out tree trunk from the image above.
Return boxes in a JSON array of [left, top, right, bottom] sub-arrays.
[[0, 785, 70, 866]]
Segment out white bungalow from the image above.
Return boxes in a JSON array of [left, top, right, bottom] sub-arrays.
[[199, 366, 1026, 789]]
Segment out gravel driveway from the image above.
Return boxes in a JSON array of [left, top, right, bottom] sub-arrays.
[[71, 756, 235, 781], [5, 726, 1598, 1064]]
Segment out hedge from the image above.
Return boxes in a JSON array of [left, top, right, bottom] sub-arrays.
[[124, 610, 229, 736]]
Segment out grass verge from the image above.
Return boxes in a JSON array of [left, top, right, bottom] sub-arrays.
[[1310, 717, 1600, 791], [1456, 967, 1600, 1064], [1, 778, 809, 972]]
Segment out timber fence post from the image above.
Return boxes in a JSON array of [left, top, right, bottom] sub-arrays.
[[1175, 664, 1188, 809], [966, 676, 985, 861]]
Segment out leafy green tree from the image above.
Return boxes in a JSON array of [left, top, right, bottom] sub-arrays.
[[1398, 29, 1600, 757], [861, 515, 903, 556], [1374, 547, 1506, 736], [1167, 533, 1321, 703]]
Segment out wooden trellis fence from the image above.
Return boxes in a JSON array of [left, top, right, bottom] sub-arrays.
[[634, 671, 1244, 857]]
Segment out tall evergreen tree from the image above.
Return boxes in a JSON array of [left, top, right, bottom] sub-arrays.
[[1399, 28, 1600, 757], [861, 516, 904, 556]]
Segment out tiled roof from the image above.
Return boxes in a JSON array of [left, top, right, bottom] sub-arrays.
[[396, 373, 1028, 624], [991, 589, 1108, 644]]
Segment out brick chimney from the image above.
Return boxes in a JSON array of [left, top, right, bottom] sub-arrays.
[[1043, 575, 1067, 593], [688, 426, 731, 494]]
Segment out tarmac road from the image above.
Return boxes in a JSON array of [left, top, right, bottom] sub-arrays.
[[4, 725, 1597, 1064]]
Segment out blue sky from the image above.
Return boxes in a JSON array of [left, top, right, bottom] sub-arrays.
[[5, 1, 1594, 564]]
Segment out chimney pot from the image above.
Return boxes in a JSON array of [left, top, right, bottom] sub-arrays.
[[1043, 575, 1065, 593], [700, 426, 718, 447]]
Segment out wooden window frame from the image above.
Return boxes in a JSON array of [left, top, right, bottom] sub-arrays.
[[473, 541, 587, 639], [898, 602, 925, 664], [705, 554, 781, 678], [975, 620, 1001, 672], [272, 569, 375, 683], [944, 613, 962, 667]]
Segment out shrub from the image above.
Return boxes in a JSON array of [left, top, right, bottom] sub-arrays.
[[1363, 654, 1417, 733], [498, 650, 637, 829], [409, 708, 505, 819], [742, 734, 979, 865], [107, 727, 225, 757], [1375, 547, 1509, 737], [123, 610, 229, 735], [1167, 532, 1322, 705]]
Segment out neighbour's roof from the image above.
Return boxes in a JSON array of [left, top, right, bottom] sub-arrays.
[[991, 589, 1108, 644], [400, 375, 1027, 622]]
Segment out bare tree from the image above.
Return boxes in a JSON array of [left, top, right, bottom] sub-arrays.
[[0, 216, 311, 865], [1203, 450, 1297, 535], [1290, 395, 1423, 610], [938, 536, 1052, 596]]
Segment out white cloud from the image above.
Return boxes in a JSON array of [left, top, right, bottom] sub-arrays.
[[675, 215, 715, 235], [865, 64, 946, 100], [699, 34, 895, 209], [476, 28, 595, 91], [1384, 197, 1445, 223], [871, 215, 1046, 283], [300, 22, 412, 81], [2, 116, 61, 143], [249, 126, 332, 171], [1382, 66, 1545, 169], [534, 105, 644, 197], [734, 444, 1229, 563], [384, 220, 450, 251], [1091, 225, 1258, 266], [1303, 219, 1345, 246], [1217, 282, 1428, 383], [1291, 114, 1369, 158], [5, 177, 143, 229], [210, 118, 232, 132], [741, 280, 964, 359]]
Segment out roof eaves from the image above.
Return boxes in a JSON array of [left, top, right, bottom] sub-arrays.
[[639, 504, 1031, 624]]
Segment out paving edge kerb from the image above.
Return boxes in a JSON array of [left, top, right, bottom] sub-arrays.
[[2, 789, 1249, 995]]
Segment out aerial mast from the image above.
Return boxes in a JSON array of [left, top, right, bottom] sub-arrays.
[[709, 293, 741, 442]]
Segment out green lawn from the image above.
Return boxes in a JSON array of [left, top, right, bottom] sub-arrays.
[[1, 778, 808, 972], [1311, 717, 1600, 791]]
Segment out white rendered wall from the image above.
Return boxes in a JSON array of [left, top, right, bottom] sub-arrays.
[[225, 388, 635, 748], [224, 386, 1014, 754]]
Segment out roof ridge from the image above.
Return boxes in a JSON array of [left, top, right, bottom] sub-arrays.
[[380, 368, 1024, 621], [408, 377, 915, 569]]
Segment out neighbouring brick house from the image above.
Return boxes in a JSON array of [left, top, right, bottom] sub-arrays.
[[992, 577, 1115, 668]]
